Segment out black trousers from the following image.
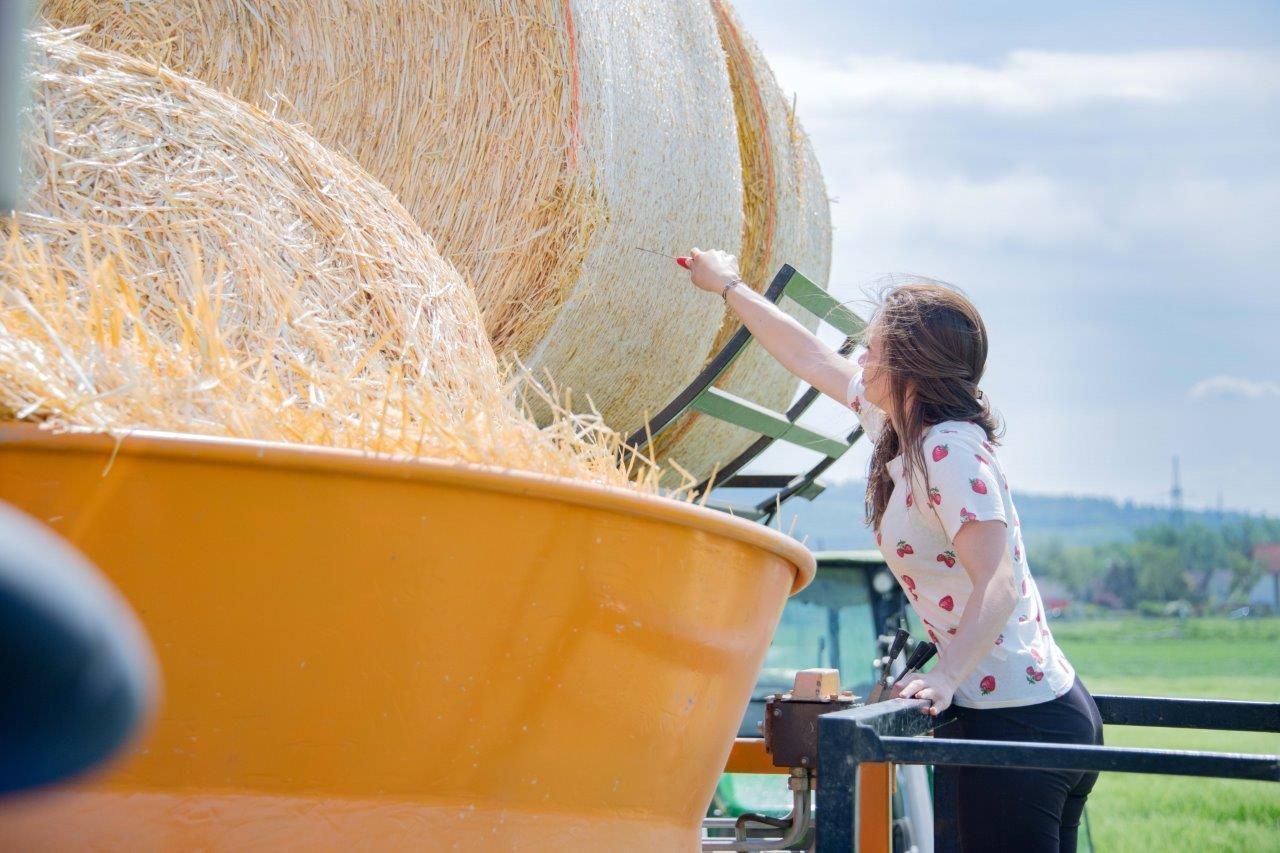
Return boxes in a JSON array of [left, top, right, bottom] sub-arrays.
[[935, 677, 1105, 852]]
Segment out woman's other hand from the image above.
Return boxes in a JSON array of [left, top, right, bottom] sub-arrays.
[[896, 669, 957, 716], [687, 247, 740, 294]]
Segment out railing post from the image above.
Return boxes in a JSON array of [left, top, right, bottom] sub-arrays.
[[816, 708, 858, 850], [818, 699, 937, 851], [932, 763, 962, 853]]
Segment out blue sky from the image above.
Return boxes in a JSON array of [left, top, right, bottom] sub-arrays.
[[728, 0, 1280, 516]]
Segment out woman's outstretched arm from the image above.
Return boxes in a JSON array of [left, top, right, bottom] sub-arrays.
[[687, 248, 857, 405]]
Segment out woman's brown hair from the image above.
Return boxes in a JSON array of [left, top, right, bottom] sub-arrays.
[[859, 278, 1003, 532]]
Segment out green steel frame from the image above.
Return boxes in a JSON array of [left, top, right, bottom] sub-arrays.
[[625, 264, 867, 523]]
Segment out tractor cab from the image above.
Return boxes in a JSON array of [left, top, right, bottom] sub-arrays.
[[709, 550, 934, 850], [735, 550, 915, 740]]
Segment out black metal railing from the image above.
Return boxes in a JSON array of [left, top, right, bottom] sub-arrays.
[[816, 694, 1280, 851]]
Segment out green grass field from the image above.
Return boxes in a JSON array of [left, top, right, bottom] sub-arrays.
[[1052, 617, 1280, 852]]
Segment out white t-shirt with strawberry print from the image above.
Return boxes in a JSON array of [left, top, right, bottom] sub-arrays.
[[847, 363, 1075, 709]]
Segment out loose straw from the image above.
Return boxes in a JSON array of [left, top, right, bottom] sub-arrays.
[[38, 1, 746, 449], [1, 29, 698, 499]]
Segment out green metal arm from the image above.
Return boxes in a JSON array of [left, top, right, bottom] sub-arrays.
[[627, 264, 868, 522]]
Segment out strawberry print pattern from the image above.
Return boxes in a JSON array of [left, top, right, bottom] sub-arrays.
[[924, 428, 1008, 543], [845, 364, 1075, 708]]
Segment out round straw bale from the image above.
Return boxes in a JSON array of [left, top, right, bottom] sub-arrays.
[[35, 1, 594, 363], [38, 0, 747, 441], [649, 0, 833, 486], [2, 28, 654, 490], [515, 0, 745, 431]]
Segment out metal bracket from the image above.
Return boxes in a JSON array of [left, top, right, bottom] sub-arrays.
[[703, 669, 856, 852], [763, 688, 857, 770]]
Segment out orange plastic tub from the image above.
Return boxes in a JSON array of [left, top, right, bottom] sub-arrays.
[[0, 426, 813, 850]]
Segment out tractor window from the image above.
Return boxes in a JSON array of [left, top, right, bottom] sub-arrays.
[[754, 570, 875, 696]]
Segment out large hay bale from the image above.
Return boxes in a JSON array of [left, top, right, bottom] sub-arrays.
[[1, 29, 651, 489], [39, 0, 748, 441], [513, 0, 746, 435], [650, 0, 833, 484]]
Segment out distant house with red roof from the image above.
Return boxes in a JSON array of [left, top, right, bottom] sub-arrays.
[[1248, 543, 1280, 610], [1036, 577, 1075, 615]]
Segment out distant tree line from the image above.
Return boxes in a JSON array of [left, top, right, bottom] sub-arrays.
[[1034, 517, 1280, 611]]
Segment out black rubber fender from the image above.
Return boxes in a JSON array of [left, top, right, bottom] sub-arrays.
[[0, 501, 157, 795]]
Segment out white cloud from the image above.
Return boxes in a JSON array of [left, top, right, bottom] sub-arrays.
[[1188, 376, 1280, 400], [831, 171, 1105, 250], [815, 166, 1275, 277], [1125, 178, 1280, 263], [772, 49, 1280, 114]]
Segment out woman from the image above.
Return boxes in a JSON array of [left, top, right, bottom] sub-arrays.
[[686, 248, 1104, 853]]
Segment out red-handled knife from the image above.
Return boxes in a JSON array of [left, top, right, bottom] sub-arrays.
[[635, 246, 691, 269]]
